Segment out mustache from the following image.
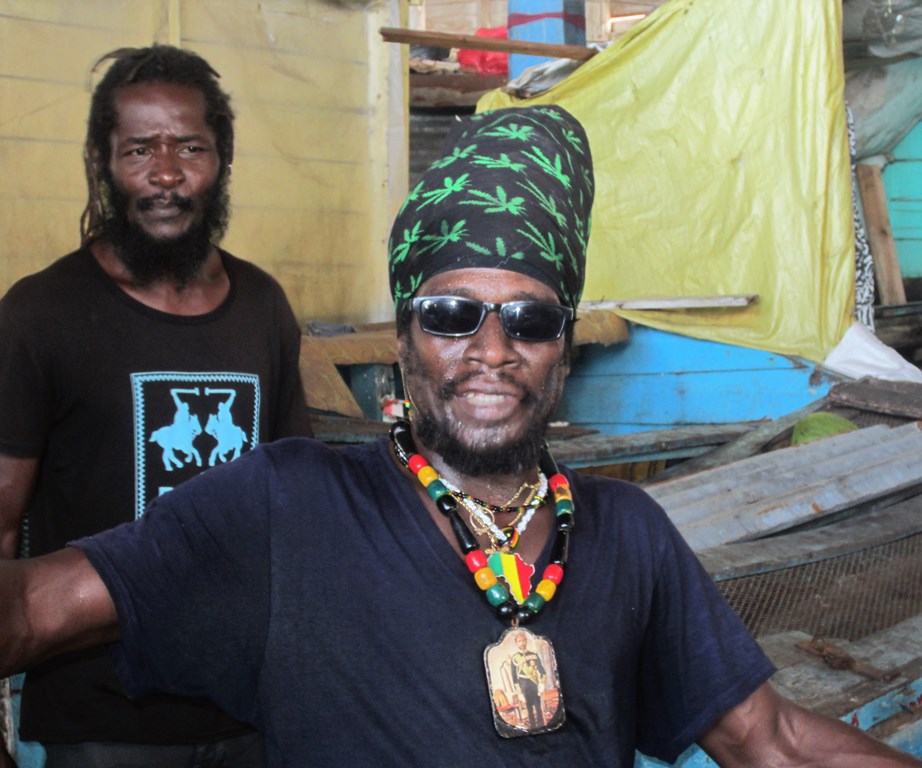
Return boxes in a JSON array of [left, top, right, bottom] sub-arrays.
[[439, 370, 536, 405], [136, 193, 194, 212]]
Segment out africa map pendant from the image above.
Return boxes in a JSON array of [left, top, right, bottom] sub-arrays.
[[488, 551, 534, 603], [484, 626, 566, 738]]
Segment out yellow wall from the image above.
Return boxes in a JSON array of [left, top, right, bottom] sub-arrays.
[[0, 0, 409, 326]]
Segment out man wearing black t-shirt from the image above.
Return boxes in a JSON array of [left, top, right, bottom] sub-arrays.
[[0, 46, 311, 768]]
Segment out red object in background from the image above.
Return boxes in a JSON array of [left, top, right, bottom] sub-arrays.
[[457, 26, 509, 75]]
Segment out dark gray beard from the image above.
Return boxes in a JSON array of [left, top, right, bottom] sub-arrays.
[[102, 174, 230, 289], [413, 407, 548, 477], [403, 345, 562, 477]]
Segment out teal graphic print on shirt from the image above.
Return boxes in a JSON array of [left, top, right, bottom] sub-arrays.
[[131, 372, 261, 518]]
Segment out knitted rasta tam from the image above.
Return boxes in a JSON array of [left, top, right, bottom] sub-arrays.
[[388, 105, 594, 316]]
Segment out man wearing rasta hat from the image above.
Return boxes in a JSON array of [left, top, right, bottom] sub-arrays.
[[389, 104, 592, 314], [0, 106, 919, 767]]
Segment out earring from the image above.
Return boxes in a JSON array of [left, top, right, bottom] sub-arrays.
[[400, 371, 414, 421]]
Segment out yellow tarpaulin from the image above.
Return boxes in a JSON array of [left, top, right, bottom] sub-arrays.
[[480, 0, 854, 363]]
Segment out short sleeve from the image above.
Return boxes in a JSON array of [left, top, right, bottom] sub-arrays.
[[271, 292, 312, 440], [73, 447, 275, 724], [635, 515, 775, 761], [0, 292, 52, 456]]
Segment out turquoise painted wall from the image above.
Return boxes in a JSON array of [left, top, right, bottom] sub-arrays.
[[885, 121, 922, 279]]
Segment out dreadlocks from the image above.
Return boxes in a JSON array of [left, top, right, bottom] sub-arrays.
[[80, 45, 235, 246]]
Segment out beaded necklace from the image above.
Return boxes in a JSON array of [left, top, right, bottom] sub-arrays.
[[441, 471, 547, 553], [390, 418, 573, 623], [390, 419, 572, 737]]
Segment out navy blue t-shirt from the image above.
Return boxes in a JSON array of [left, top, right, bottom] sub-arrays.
[[76, 437, 774, 767]]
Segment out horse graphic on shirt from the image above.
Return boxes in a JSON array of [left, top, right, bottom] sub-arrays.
[[149, 388, 204, 471], [204, 387, 249, 465]]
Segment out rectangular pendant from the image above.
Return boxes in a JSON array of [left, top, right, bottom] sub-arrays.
[[484, 626, 566, 738]]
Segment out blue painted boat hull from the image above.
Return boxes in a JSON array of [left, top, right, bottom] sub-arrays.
[[557, 325, 844, 435]]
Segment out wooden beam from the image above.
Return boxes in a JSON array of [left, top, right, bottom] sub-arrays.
[[829, 379, 922, 420], [641, 396, 829, 484], [582, 294, 758, 310], [380, 27, 597, 62], [857, 163, 907, 306], [547, 422, 756, 468], [697, 493, 922, 581]]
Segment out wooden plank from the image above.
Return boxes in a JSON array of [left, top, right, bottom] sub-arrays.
[[874, 316, 922, 352], [637, 624, 922, 761], [875, 301, 922, 319], [310, 416, 753, 468], [649, 423, 922, 549], [379, 26, 597, 61], [765, 620, 922, 719], [311, 415, 390, 444], [648, 423, 905, 512], [676, 461, 922, 549], [829, 378, 922, 420], [651, 422, 913, 510], [642, 396, 829, 484], [582, 294, 758, 310], [561, 365, 833, 434], [857, 163, 907, 306], [546, 423, 755, 468], [697, 492, 922, 580]]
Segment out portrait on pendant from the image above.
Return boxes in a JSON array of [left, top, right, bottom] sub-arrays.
[[484, 626, 565, 738]]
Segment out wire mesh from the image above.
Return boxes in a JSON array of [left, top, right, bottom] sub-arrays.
[[716, 532, 922, 641]]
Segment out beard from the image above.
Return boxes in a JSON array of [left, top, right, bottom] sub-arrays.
[[402, 345, 567, 477], [100, 171, 230, 289]]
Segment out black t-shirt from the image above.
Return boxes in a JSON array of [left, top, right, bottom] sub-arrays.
[[0, 247, 311, 743], [78, 438, 775, 766]]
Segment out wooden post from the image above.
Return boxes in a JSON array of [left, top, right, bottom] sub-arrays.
[[857, 162, 907, 306]]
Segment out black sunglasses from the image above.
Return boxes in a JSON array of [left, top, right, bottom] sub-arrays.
[[411, 296, 574, 342]]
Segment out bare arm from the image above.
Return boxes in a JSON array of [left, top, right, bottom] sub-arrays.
[[0, 455, 39, 559], [0, 547, 119, 679], [0, 456, 39, 765], [700, 681, 922, 767]]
